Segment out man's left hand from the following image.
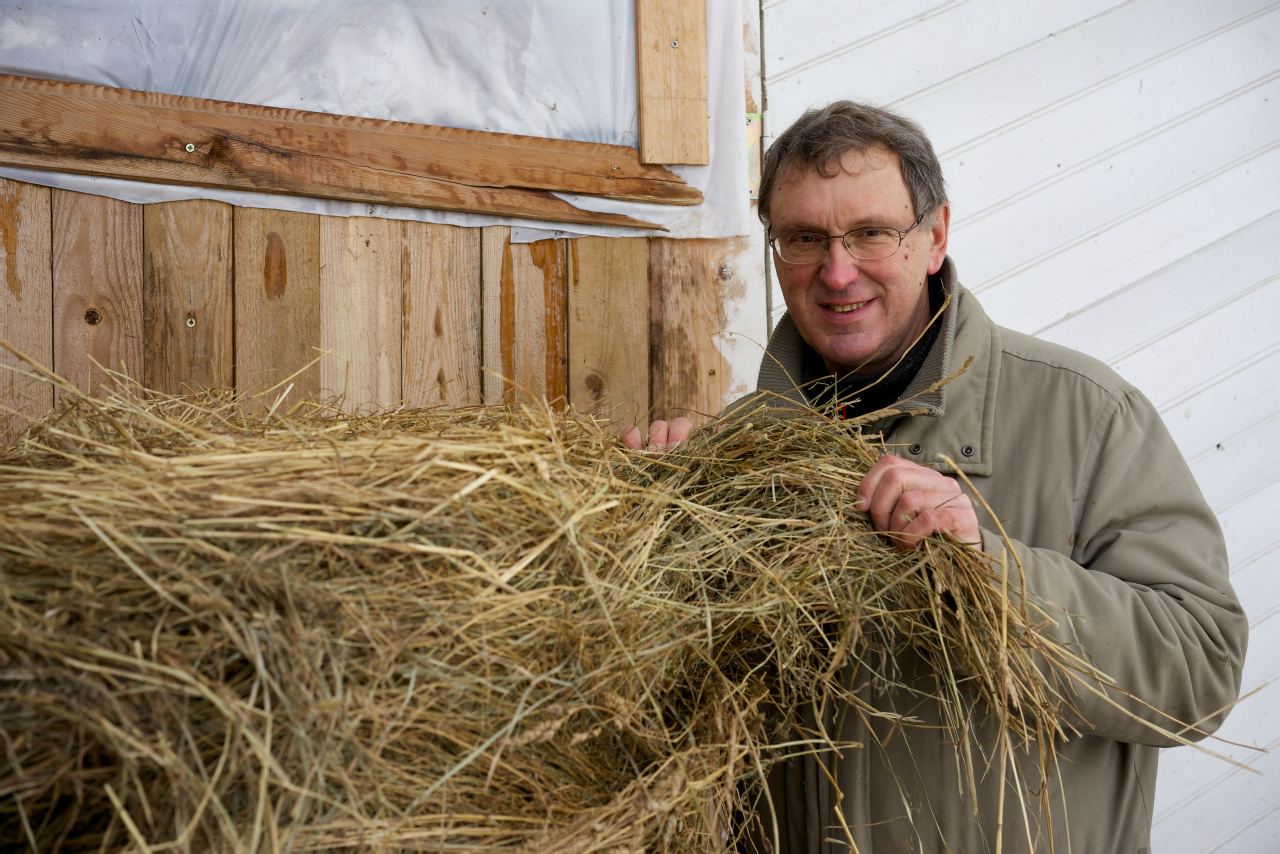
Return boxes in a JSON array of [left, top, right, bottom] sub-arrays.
[[856, 454, 981, 550]]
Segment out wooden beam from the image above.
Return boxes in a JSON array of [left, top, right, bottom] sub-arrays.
[[142, 200, 234, 393], [52, 190, 144, 401], [403, 222, 482, 409], [568, 238, 649, 425], [635, 0, 710, 165], [0, 178, 52, 443], [234, 208, 321, 412], [0, 74, 695, 230]]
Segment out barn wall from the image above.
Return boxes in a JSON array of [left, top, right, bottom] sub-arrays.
[[0, 177, 746, 442], [762, 0, 1278, 848]]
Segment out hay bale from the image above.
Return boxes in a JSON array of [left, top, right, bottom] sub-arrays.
[[0, 379, 1090, 852]]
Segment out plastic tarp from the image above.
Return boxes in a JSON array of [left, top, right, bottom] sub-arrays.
[[0, 0, 749, 240]]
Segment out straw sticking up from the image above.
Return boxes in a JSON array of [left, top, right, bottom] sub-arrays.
[[0, 377, 1103, 852]]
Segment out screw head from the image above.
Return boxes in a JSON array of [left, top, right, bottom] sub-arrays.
[[670, 39, 679, 48], [186, 317, 196, 328], [185, 143, 195, 153], [83, 308, 103, 326]]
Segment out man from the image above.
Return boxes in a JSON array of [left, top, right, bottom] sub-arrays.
[[623, 101, 1247, 853]]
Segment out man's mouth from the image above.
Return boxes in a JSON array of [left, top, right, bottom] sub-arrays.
[[829, 301, 868, 314]]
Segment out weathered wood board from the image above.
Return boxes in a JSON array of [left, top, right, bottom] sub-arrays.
[[51, 191, 144, 400], [0, 73, 695, 228], [142, 199, 234, 394], [481, 228, 568, 409], [319, 216, 403, 408], [568, 237, 650, 424], [234, 207, 321, 412], [635, 0, 710, 165], [0, 178, 52, 442], [403, 221, 482, 409]]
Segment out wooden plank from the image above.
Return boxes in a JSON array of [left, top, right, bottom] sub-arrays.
[[234, 207, 320, 412], [648, 237, 737, 426], [635, 0, 710, 165], [319, 216, 403, 410], [0, 74, 696, 228], [51, 190, 144, 400], [142, 199, 234, 393], [480, 228, 568, 409], [402, 221, 482, 408], [0, 178, 52, 443], [568, 237, 649, 425]]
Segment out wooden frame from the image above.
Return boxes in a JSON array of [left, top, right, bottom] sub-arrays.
[[0, 74, 704, 230]]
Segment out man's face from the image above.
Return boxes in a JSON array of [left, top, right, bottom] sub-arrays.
[[769, 149, 949, 376]]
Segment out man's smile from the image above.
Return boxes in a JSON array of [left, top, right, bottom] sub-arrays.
[[827, 300, 868, 314]]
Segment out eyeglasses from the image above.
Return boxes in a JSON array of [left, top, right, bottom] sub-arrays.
[[769, 210, 929, 265]]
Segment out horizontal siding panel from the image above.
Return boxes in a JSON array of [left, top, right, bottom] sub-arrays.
[[959, 75, 1280, 303], [1154, 610, 1279, 849], [1037, 212, 1280, 359], [1108, 279, 1279, 406], [908, 0, 1274, 153], [1215, 481, 1280, 586], [766, 0, 1121, 126], [964, 144, 1280, 332], [947, 9, 1280, 221], [1159, 350, 1280, 460]]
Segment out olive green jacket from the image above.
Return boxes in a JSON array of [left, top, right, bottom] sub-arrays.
[[734, 258, 1247, 854]]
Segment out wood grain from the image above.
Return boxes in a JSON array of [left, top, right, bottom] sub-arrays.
[[319, 216, 403, 410], [0, 73, 693, 227], [51, 190, 144, 400], [568, 237, 649, 425], [635, 0, 710, 165], [0, 178, 52, 442], [481, 228, 568, 409], [142, 200, 234, 394], [403, 221, 481, 408], [648, 237, 738, 426], [234, 207, 320, 412]]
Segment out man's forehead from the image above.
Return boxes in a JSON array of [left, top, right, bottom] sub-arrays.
[[771, 148, 911, 226]]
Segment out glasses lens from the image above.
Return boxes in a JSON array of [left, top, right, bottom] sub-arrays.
[[845, 228, 900, 260], [775, 233, 827, 264]]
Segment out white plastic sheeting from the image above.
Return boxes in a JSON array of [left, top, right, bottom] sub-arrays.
[[0, 0, 749, 239]]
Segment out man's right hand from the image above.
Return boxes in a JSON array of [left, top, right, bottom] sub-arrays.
[[620, 417, 693, 452]]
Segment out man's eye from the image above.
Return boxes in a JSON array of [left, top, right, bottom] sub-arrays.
[[856, 228, 885, 238], [789, 233, 822, 245]]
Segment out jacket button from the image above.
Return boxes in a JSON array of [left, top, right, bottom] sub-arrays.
[[961, 444, 975, 457], [909, 443, 922, 455]]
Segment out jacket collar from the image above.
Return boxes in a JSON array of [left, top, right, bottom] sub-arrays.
[[754, 257, 1001, 476]]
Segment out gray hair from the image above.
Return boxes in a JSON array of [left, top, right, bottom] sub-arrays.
[[758, 101, 948, 230]]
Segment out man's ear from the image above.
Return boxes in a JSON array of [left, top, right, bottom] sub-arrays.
[[927, 204, 950, 275]]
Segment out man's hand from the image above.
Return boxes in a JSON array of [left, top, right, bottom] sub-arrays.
[[620, 417, 693, 452], [856, 454, 981, 550]]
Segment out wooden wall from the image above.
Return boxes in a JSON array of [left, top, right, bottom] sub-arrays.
[[0, 176, 737, 442]]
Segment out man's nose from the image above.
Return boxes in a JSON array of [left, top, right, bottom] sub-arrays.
[[818, 240, 860, 289]]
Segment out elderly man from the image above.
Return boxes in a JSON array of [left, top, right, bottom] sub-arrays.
[[624, 101, 1247, 853]]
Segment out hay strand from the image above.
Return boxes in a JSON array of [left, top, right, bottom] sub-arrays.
[[0, 374, 1111, 852]]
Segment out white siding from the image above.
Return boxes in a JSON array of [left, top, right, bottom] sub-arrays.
[[762, 1, 1279, 849]]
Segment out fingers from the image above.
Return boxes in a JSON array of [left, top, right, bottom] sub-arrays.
[[856, 454, 980, 550], [620, 417, 694, 452], [664, 417, 693, 447], [620, 424, 644, 450]]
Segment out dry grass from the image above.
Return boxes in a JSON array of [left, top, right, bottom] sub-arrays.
[[0, 368, 1103, 853]]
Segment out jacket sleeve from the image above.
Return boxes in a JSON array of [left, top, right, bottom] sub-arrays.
[[978, 388, 1248, 747]]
